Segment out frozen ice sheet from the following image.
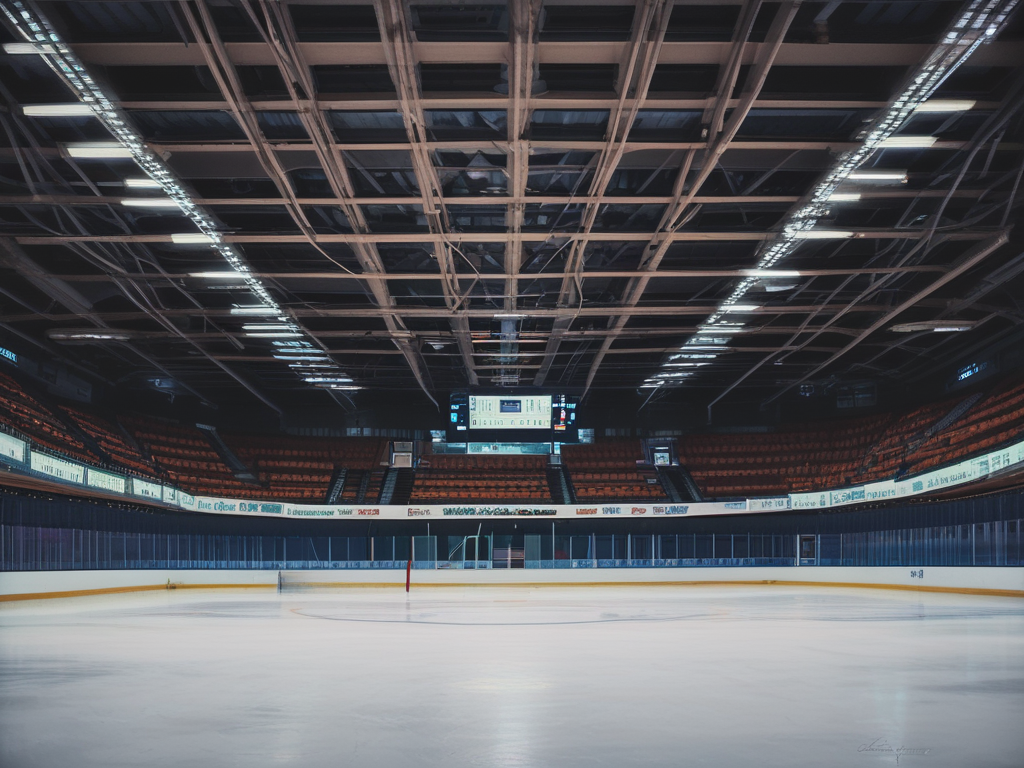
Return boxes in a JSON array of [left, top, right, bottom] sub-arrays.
[[2, 585, 1024, 768]]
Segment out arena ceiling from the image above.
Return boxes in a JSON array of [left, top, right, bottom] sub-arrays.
[[0, 0, 1023, 417]]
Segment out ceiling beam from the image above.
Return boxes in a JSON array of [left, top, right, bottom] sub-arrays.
[[16, 229, 997, 245]]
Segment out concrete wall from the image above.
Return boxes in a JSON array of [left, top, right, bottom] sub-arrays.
[[2, 566, 1023, 600]]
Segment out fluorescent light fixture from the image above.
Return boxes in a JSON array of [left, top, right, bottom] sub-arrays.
[[891, 321, 974, 333], [493, 313, 526, 319], [48, 330, 131, 341], [791, 230, 854, 239], [848, 171, 908, 182], [742, 269, 801, 278], [315, 385, 362, 390], [64, 142, 133, 159], [878, 135, 938, 148], [828, 193, 861, 202], [287, 363, 334, 368], [121, 198, 181, 209], [303, 377, 354, 384], [230, 306, 278, 316], [3, 42, 56, 54], [722, 304, 760, 312], [23, 103, 93, 117], [124, 178, 162, 189], [244, 332, 301, 338], [273, 355, 328, 361], [242, 324, 296, 331], [915, 99, 976, 112], [665, 362, 709, 367], [171, 233, 215, 245], [190, 271, 242, 279], [691, 337, 732, 345], [669, 353, 718, 360]]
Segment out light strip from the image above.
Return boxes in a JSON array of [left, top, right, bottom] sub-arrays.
[[23, 103, 93, 117], [124, 178, 162, 189], [64, 142, 133, 159], [914, 99, 976, 112], [190, 271, 244, 278], [790, 230, 855, 240], [3, 41, 55, 53], [171, 233, 215, 245], [848, 171, 908, 181], [742, 269, 801, 277], [878, 135, 938, 148], [828, 193, 861, 202], [121, 198, 182, 209], [655, 0, 1018, 392], [0, 0, 354, 393], [230, 306, 280, 316]]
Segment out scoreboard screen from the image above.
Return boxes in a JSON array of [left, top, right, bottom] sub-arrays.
[[448, 392, 578, 441], [467, 395, 551, 430]]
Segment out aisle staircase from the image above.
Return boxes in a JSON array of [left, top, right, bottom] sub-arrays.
[[546, 466, 574, 503], [196, 424, 257, 483], [325, 467, 347, 503], [658, 466, 704, 502]]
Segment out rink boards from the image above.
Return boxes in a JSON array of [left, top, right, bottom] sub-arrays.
[[2, 566, 1023, 601]]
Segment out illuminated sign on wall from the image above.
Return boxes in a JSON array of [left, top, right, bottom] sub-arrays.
[[0, 347, 17, 365], [957, 361, 987, 381]]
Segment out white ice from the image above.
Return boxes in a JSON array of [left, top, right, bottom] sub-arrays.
[[2, 585, 1023, 768]]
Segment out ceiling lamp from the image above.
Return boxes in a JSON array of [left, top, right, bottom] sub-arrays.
[[914, 99, 976, 112], [171, 233, 216, 245], [121, 198, 182, 209], [23, 103, 93, 117], [63, 142, 133, 159], [878, 136, 938, 148], [890, 321, 976, 333], [847, 171, 908, 182], [124, 178, 163, 189], [230, 306, 279, 316]]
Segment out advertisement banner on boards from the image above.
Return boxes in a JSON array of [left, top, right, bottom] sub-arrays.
[[130, 477, 163, 500], [790, 491, 830, 510], [29, 451, 84, 484], [747, 497, 790, 512], [86, 468, 126, 494], [0, 432, 26, 464]]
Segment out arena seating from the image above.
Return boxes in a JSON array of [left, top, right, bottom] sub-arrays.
[[907, 379, 1024, 474], [560, 440, 667, 502], [678, 418, 890, 498], [411, 454, 553, 503], [0, 372, 96, 464], [223, 434, 385, 502], [679, 377, 1024, 498], [60, 406, 159, 478], [3, 370, 1021, 503], [121, 415, 254, 498]]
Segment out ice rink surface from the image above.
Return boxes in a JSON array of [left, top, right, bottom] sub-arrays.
[[2, 585, 1024, 768]]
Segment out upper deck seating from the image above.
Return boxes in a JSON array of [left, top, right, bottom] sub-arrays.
[[61, 406, 159, 478], [223, 434, 385, 501], [122, 415, 251, 498], [0, 372, 96, 464]]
